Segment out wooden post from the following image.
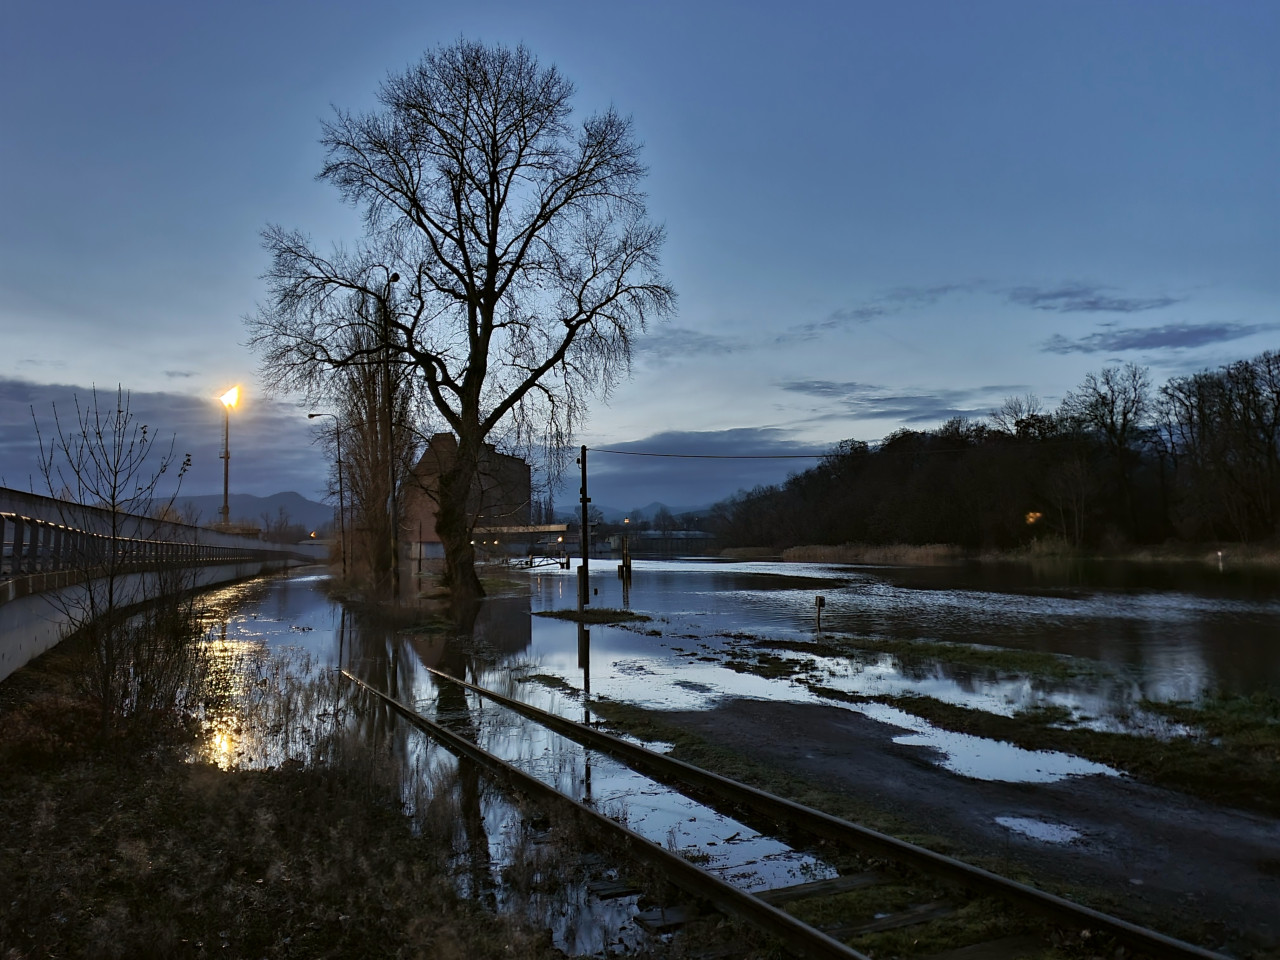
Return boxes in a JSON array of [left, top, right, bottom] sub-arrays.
[[578, 445, 589, 611]]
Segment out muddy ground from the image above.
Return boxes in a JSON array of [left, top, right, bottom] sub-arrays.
[[660, 697, 1280, 956]]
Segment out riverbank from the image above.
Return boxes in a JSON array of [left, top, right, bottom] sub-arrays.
[[0, 636, 561, 960], [721, 540, 1280, 569]]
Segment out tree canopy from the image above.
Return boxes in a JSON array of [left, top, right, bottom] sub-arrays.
[[248, 40, 675, 601]]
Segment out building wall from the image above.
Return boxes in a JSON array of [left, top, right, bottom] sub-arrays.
[[402, 434, 531, 545]]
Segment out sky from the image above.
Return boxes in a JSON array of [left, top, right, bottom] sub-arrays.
[[2, 0, 1276, 513]]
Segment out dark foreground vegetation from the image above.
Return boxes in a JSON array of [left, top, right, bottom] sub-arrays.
[[712, 351, 1280, 552], [0, 638, 560, 960]]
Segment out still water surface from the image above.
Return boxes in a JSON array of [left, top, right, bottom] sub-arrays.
[[199, 557, 1280, 776]]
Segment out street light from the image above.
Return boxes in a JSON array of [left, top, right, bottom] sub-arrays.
[[219, 386, 240, 528], [381, 270, 400, 601], [308, 412, 346, 578]]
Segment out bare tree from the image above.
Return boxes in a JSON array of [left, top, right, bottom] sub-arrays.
[[325, 318, 419, 590], [33, 387, 202, 730], [1060, 363, 1151, 536], [653, 505, 677, 534], [248, 40, 674, 604]]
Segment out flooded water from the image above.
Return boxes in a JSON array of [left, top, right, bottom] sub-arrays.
[[194, 557, 1280, 954], [527, 558, 1280, 730]]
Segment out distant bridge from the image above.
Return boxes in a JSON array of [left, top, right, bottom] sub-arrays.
[[0, 487, 324, 683]]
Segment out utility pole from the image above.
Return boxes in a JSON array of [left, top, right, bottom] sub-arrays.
[[307, 412, 346, 579], [577, 444, 590, 612], [576, 444, 591, 691]]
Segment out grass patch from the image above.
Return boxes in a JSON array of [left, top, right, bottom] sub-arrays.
[[516, 673, 582, 698], [777, 635, 1088, 681], [533, 608, 651, 624], [867, 693, 1280, 818], [729, 632, 1099, 682], [0, 642, 563, 960]]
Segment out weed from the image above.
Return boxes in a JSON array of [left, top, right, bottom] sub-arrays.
[[533, 607, 652, 623]]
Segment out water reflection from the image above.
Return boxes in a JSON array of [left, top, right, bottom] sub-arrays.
[[528, 558, 1280, 718]]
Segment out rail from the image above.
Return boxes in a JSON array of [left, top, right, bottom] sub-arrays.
[[341, 669, 871, 960], [420, 667, 1229, 960]]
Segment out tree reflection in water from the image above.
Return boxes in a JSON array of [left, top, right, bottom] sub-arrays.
[[436, 597, 495, 906]]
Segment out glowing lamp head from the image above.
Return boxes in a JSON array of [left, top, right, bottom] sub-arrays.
[[219, 386, 240, 409]]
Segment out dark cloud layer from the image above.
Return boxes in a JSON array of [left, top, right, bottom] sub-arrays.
[[778, 379, 1015, 424], [0, 377, 325, 499], [556, 428, 829, 512], [1043, 322, 1276, 354], [1010, 284, 1181, 313]]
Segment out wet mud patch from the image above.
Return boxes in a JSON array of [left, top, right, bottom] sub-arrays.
[[592, 696, 1280, 956]]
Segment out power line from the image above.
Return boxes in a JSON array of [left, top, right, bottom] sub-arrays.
[[589, 448, 828, 460]]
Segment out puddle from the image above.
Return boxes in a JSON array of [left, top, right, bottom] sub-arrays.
[[851, 702, 1120, 782], [995, 816, 1083, 844]]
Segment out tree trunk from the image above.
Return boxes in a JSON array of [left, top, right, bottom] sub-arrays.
[[435, 437, 485, 606]]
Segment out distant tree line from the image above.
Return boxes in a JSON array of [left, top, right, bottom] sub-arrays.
[[710, 350, 1280, 551]]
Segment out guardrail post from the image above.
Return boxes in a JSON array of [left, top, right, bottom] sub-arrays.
[[37, 522, 52, 572], [15, 517, 29, 575]]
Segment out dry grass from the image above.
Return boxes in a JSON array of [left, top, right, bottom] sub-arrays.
[[0, 642, 562, 960], [770, 539, 1280, 569], [718, 547, 777, 560], [781, 542, 967, 565]]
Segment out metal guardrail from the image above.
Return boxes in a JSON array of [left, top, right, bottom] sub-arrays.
[[0, 487, 316, 602], [0, 512, 270, 578]]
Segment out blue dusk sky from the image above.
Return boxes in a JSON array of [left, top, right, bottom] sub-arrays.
[[1, 1, 1276, 512]]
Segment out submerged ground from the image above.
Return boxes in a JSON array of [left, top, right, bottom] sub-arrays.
[[2, 557, 1277, 957]]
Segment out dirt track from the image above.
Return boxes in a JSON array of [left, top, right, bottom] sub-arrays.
[[664, 697, 1280, 956]]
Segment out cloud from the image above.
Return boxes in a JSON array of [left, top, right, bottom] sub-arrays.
[[783, 282, 973, 341], [634, 327, 745, 362], [883, 283, 971, 307], [1010, 283, 1181, 313], [559, 428, 830, 510], [0, 377, 326, 499], [825, 305, 890, 325], [778, 379, 1013, 424], [1042, 322, 1277, 354], [164, 369, 196, 379]]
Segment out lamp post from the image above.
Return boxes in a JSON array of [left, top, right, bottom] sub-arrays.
[[218, 386, 239, 529], [308, 412, 346, 578], [380, 270, 400, 601]]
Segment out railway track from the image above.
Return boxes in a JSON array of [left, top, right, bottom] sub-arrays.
[[341, 667, 1229, 960]]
